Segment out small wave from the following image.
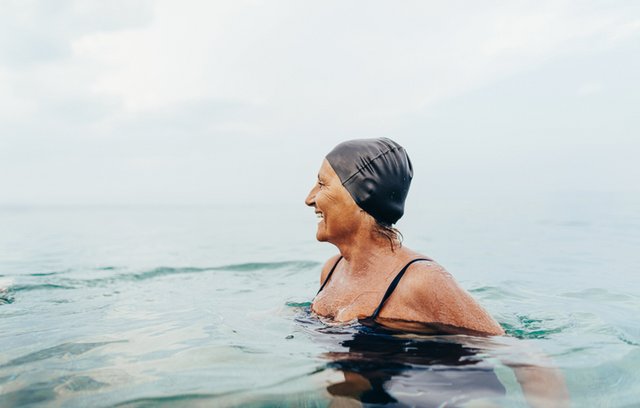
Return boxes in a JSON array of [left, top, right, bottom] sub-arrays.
[[212, 260, 320, 272], [0, 261, 320, 305], [28, 271, 65, 277], [114, 261, 319, 282], [613, 326, 640, 347], [501, 314, 571, 339], [0, 341, 125, 369], [562, 288, 636, 302], [0, 375, 108, 407], [617, 332, 640, 346], [285, 301, 312, 308], [0, 291, 13, 305], [115, 393, 227, 408], [25, 268, 74, 277], [11, 283, 75, 293], [0, 295, 14, 305], [2, 261, 321, 295], [113, 368, 326, 407], [125, 266, 211, 281], [469, 285, 528, 300], [0, 278, 14, 305]]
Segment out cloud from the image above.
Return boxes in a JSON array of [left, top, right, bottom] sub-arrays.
[[1, 1, 639, 204], [70, 1, 640, 118], [0, 0, 153, 67]]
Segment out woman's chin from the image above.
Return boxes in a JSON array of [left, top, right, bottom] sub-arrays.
[[315, 228, 328, 242]]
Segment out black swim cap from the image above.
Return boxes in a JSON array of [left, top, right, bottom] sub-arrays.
[[326, 138, 413, 226]]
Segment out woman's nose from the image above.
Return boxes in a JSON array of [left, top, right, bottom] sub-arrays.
[[305, 186, 317, 207]]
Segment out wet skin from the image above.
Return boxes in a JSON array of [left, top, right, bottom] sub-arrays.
[[305, 159, 505, 336], [305, 157, 570, 407]]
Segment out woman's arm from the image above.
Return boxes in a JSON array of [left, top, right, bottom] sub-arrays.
[[501, 342, 570, 408]]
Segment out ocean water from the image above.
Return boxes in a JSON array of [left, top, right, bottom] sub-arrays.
[[1, 192, 639, 407]]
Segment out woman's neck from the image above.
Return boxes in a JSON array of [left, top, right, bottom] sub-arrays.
[[335, 236, 400, 277]]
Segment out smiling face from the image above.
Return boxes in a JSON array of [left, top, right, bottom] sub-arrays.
[[305, 159, 366, 244]]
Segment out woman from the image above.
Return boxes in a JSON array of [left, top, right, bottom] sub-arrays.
[[305, 138, 571, 407], [305, 137, 504, 336]]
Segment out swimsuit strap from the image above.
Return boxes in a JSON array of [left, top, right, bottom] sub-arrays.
[[369, 258, 432, 320], [316, 256, 343, 295]]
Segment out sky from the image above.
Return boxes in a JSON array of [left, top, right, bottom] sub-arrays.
[[1, 0, 639, 206]]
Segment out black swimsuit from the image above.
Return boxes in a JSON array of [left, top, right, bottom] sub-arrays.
[[315, 255, 433, 322], [313, 256, 508, 405]]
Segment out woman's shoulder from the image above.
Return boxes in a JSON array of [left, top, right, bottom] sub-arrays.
[[382, 253, 502, 334], [396, 247, 445, 277], [388, 249, 505, 335], [394, 251, 455, 303], [319, 254, 342, 284]]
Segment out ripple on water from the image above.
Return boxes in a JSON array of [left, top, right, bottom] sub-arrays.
[[0, 261, 321, 304], [613, 326, 640, 347], [0, 278, 14, 305], [0, 292, 13, 305], [28, 270, 69, 277], [0, 375, 109, 407], [501, 314, 571, 339], [285, 301, 312, 308], [468, 285, 529, 301], [562, 287, 638, 303], [11, 283, 75, 293], [0, 341, 125, 369]]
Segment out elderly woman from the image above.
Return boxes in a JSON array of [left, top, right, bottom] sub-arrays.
[[305, 138, 572, 408], [305, 137, 504, 336]]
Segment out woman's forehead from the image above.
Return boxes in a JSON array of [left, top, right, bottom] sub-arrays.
[[318, 159, 339, 180]]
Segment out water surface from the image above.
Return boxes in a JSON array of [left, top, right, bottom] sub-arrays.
[[1, 192, 639, 406]]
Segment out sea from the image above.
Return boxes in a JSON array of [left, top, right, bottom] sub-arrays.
[[1, 191, 639, 407]]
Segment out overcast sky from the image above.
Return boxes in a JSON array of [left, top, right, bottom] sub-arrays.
[[1, 0, 639, 206]]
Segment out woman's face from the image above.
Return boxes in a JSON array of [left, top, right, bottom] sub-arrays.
[[305, 159, 364, 244]]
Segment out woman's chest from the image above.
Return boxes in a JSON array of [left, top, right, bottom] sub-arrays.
[[312, 285, 384, 322]]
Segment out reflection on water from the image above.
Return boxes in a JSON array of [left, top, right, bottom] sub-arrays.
[[298, 312, 506, 407], [327, 331, 505, 406]]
